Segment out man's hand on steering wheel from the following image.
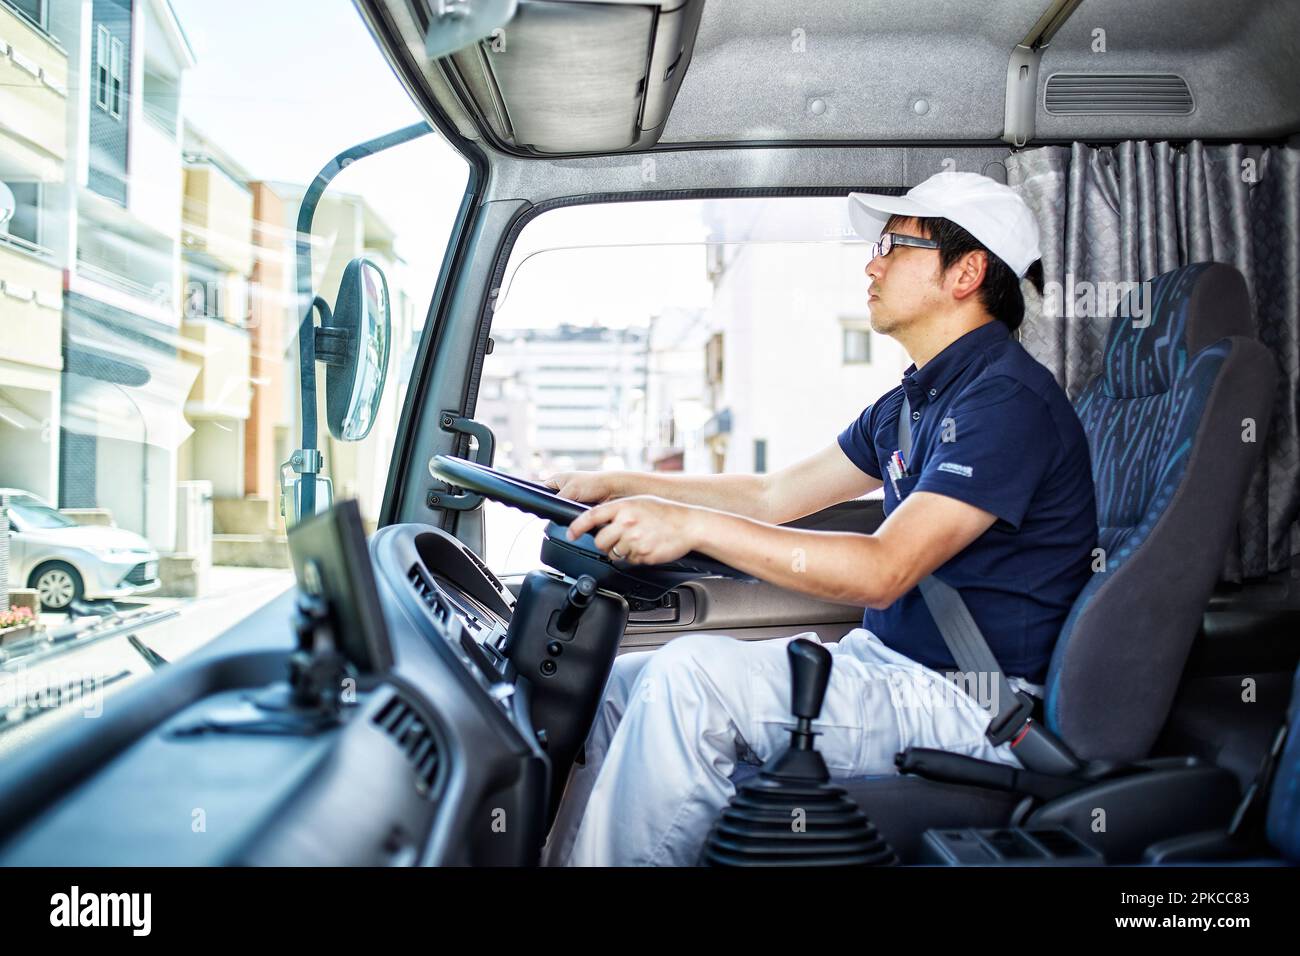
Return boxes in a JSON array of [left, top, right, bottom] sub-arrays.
[[428, 455, 753, 581], [542, 470, 628, 504], [564, 495, 702, 566]]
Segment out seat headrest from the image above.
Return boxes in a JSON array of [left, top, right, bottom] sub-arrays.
[[1103, 262, 1255, 398]]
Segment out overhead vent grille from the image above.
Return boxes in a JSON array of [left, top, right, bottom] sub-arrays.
[[1044, 74, 1194, 115], [374, 694, 441, 799]]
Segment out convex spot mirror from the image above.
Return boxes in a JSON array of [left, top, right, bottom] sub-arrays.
[[320, 257, 391, 442]]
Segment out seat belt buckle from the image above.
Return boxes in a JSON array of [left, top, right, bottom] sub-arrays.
[[985, 689, 1036, 748]]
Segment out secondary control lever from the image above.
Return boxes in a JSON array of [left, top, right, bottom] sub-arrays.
[[553, 575, 596, 636], [501, 569, 629, 825]]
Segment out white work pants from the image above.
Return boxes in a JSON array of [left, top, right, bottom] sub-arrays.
[[541, 628, 1043, 867]]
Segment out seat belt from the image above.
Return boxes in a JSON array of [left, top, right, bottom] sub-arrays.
[[897, 394, 1078, 774]]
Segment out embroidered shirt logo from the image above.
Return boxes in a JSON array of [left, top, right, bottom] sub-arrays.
[[937, 462, 973, 478]]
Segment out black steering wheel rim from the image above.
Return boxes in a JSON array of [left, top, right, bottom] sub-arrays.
[[429, 454, 589, 523]]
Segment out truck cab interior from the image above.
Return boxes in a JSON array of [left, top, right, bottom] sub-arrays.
[[0, 0, 1298, 868]]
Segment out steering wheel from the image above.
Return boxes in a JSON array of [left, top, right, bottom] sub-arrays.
[[428, 454, 754, 582]]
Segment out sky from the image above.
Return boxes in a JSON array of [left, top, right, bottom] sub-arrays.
[[495, 200, 714, 329], [170, 0, 469, 310]]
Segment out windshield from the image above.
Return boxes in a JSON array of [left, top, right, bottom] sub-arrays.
[[0, 0, 468, 752], [5, 497, 77, 530], [480, 196, 906, 575]]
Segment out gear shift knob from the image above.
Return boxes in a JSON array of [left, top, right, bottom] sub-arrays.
[[788, 638, 831, 722]]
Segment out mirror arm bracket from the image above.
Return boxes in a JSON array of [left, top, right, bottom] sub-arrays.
[[314, 326, 352, 367], [292, 449, 324, 476], [278, 450, 331, 523]]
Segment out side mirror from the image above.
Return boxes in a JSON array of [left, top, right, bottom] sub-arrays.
[[319, 257, 391, 442]]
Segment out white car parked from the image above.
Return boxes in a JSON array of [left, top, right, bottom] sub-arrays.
[[2, 489, 160, 612]]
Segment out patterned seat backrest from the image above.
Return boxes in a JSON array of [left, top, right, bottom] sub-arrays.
[[1266, 662, 1300, 862], [1043, 263, 1276, 762]]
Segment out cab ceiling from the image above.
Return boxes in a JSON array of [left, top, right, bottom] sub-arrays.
[[667, 0, 1300, 143], [363, 0, 1300, 159]]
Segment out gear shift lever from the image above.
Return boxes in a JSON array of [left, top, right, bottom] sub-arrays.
[[761, 639, 834, 782], [701, 638, 897, 866], [790, 637, 832, 724]]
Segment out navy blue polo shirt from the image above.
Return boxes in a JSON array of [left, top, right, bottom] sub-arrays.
[[837, 321, 1097, 684]]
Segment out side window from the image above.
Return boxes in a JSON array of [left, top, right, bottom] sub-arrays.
[[9, 0, 45, 29], [477, 197, 909, 575], [92, 27, 124, 119], [0, 0, 469, 757], [0, 182, 41, 247], [108, 35, 124, 119], [842, 318, 873, 364], [95, 24, 110, 112]]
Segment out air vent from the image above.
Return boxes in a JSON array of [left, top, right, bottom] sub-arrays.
[[1044, 74, 1193, 115], [408, 564, 449, 624], [374, 694, 441, 798], [408, 563, 434, 603]]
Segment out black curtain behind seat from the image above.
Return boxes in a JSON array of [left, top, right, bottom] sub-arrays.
[[1007, 140, 1299, 581]]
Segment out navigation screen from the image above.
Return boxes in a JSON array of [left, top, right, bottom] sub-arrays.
[[287, 498, 395, 674]]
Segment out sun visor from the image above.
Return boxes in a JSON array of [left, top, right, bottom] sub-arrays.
[[432, 0, 705, 154]]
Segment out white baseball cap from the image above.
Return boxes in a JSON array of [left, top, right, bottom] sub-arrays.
[[847, 171, 1042, 278]]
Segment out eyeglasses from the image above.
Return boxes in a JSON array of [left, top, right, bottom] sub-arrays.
[[869, 232, 941, 260]]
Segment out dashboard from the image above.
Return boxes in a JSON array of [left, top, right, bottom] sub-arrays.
[[0, 523, 557, 867], [371, 522, 534, 744]]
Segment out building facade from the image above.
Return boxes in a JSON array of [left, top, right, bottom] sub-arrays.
[[178, 122, 254, 502], [49, 0, 196, 554], [698, 198, 908, 478], [479, 324, 648, 476], [3, 0, 427, 586], [0, 0, 69, 504]]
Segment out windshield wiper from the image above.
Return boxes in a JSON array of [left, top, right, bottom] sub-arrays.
[[0, 607, 179, 669], [127, 634, 168, 670], [0, 614, 171, 737]]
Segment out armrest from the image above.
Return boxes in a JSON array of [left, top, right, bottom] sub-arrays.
[[895, 747, 1084, 802], [1028, 762, 1242, 863], [1143, 829, 1260, 864]]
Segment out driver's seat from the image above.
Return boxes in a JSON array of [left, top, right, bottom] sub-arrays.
[[823, 262, 1277, 859]]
